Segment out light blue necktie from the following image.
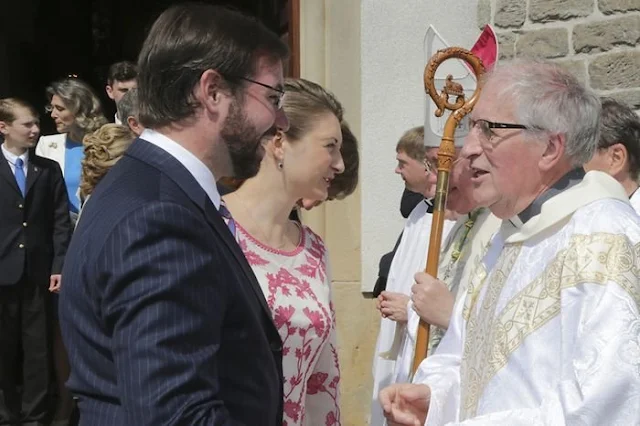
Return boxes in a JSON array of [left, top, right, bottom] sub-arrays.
[[14, 158, 26, 197]]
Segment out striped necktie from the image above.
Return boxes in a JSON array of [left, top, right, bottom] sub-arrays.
[[218, 201, 237, 237]]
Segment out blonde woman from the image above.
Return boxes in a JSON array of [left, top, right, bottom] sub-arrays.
[[79, 124, 135, 206], [37, 78, 108, 224], [222, 78, 348, 426], [35, 77, 107, 426]]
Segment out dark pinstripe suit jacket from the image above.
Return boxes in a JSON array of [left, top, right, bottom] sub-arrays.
[[59, 139, 284, 426]]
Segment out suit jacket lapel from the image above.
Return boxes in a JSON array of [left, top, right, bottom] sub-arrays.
[[127, 139, 277, 328], [25, 160, 42, 196], [0, 155, 22, 196], [203, 201, 276, 320]]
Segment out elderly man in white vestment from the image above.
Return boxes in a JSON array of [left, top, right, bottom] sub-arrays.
[[379, 59, 640, 425], [584, 98, 640, 214]]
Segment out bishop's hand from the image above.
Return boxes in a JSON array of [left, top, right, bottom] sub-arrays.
[[411, 272, 454, 329], [379, 383, 431, 426]]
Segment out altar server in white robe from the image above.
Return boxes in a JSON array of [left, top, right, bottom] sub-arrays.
[[585, 97, 640, 214], [370, 126, 459, 425], [379, 59, 640, 425]]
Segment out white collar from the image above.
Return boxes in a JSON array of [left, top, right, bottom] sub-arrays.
[[503, 171, 629, 244], [140, 129, 220, 209], [629, 187, 640, 215], [1, 143, 29, 167]]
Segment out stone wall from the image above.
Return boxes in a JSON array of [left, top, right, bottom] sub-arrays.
[[478, 0, 640, 112]]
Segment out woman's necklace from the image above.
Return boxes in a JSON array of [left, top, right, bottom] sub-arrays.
[[229, 193, 296, 251]]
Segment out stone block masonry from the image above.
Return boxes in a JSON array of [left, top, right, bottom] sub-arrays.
[[478, 0, 640, 111], [599, 0, 640, 15], [529, 0, 593, 23], [516, 28, 569, 58], [573, 15, 640, 54]]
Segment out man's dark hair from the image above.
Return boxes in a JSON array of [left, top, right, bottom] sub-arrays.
[[598, 98, 640, 179], [107, 61, 139, 85], [137, 3, 289, 129]]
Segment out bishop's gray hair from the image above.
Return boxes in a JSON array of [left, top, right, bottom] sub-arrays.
[[484, 59, 601, 167]]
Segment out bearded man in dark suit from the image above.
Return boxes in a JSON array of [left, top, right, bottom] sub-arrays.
[[60, 4, 290, 425]]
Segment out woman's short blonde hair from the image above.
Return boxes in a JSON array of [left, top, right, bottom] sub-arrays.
[[80, 124, 135, 199], [46, 78, 108, 135]]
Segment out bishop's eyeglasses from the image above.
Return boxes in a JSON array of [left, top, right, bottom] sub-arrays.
[[469, 118, 529, 146]]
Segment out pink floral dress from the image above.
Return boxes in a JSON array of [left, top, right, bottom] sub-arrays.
[[235, 222, 341, 426]]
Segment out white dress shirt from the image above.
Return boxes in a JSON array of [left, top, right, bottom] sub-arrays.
[[1, 143, 29, 177], [139, 129, 220, 209]]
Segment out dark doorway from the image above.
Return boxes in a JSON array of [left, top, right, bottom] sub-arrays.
[[0, 0, 289, 135]]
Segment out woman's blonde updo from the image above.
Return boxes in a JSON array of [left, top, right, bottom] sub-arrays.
[[80, 124, 135, 199]]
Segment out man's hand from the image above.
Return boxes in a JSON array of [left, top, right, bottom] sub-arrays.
[[379, 383, 431, 426], [411, 272, 454, 329], [49, 274, 62, 293], [377, 291, 410, 323]]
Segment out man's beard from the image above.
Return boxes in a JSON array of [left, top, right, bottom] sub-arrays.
[[220, 96, 265, 180]]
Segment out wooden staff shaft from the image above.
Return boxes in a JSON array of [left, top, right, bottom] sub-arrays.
[[411, 139, 455, 374], [411, 47, 485, 375]]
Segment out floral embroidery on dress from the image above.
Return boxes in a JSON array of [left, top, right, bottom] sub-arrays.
[[236, 223, 341, 425], [238, 238, 270, 266]]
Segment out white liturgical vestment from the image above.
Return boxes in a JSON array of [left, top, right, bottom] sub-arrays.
[[630, 188, 640, 215], [414, 171, 640, 425], [370, 201, 456, 426], [394, 209, 501, 386]]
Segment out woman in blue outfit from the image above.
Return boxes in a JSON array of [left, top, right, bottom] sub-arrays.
[[36, 77, 107, 426], [38, 78, 107, 225]]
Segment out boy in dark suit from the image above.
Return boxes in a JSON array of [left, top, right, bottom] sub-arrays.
[[0, 98, 71, 426]]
